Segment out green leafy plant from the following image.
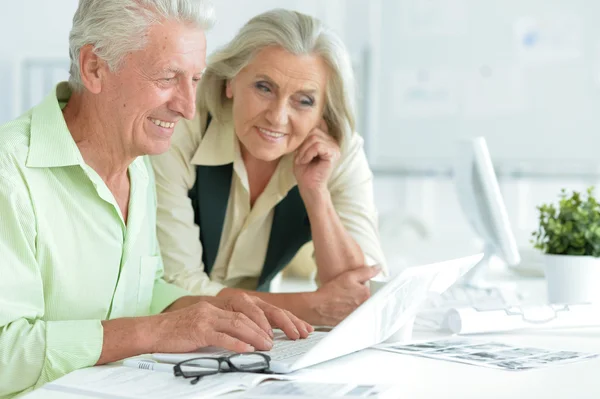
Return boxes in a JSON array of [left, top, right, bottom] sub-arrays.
[[531, 187, 600, 256]]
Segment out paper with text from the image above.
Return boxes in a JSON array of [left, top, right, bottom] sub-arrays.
[[42, 366, 292, 399], [239, 381, 397, 399], [375, 338, 598, 371]]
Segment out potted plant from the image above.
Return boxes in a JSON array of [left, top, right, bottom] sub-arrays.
[[531, 187, 600, 304]]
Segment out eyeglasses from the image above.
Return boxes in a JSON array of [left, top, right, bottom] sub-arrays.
[[173, 353, 272, 385]]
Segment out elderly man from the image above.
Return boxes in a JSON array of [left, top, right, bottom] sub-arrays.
[[0, 0, 311, 397]]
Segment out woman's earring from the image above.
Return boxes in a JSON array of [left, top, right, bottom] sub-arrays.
[[225, 82, 233, 99]]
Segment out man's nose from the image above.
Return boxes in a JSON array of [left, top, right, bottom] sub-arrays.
[[172, 80, 197, 120]]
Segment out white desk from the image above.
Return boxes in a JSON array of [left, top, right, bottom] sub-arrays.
[[283, 328, 600, 399], [25, 270, 600, 399], [284, 270, 600, 398]]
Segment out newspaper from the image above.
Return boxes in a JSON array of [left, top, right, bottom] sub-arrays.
[[39, 366, 293, 399], [37, 366, 397, 399], [374, 338, 598, 371]]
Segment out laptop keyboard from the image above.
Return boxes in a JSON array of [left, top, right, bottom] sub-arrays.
[[258, 331, 327, 361], [189, 331, 328, 362]]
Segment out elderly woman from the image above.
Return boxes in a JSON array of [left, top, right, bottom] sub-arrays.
[[152, 9, 386, 326]]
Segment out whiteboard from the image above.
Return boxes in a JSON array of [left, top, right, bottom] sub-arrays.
[[363, 0, 600, 175]]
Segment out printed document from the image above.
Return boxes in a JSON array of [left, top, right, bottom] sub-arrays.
[[39, 365, 292, 399], [375, 338, 598, 371], [239, 381, 397, 399]]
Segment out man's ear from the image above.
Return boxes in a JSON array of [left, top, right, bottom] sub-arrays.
[[79, 44, 106, 94]]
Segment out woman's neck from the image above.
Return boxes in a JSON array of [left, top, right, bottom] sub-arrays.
[[241, 148, 279, 207]]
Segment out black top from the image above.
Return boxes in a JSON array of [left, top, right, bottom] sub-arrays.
[[187, 115, 312, 291]]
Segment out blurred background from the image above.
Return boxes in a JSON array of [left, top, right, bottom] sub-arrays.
[[2, 0, 599, 276]]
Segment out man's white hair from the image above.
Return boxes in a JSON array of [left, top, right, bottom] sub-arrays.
[[68, 0, 215, 91], [199, 8, 356, 144]]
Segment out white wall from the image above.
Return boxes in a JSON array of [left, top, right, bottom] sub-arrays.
[[0, 0, 78, 122], [368, 0, 600, 174], [0, 1, 594, 273], [207, 0, 321, 54]]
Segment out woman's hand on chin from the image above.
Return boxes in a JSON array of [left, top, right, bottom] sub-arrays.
[[293, 119, 339, 199]]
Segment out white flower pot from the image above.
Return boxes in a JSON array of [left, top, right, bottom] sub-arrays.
[[543, 254, 600, 304]]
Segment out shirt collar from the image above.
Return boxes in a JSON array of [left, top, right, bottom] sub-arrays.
[[273, 152, 297, 196], [26, 82, 149, 182], [190, 113, 235, 166], [27, 82, 86, 168], [130, 156, 149, 181]]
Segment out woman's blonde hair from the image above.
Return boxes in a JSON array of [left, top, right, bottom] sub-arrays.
[[198, 8, 356, 143]]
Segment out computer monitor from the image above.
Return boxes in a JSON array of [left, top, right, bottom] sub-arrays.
[[454, 137, 521, 286]]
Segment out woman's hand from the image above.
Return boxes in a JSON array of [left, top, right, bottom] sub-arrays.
[[293, 120, 340, 198], [308, 266, 381, 326]]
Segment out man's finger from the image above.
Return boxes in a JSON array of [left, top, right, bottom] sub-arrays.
[[261, 304, 302, 340], [230, 297, 273, 339], [206, 330, 255, 353], [216, 313, 273, 351], [284, 310, 313, 338], [222, 307, 271, 342]]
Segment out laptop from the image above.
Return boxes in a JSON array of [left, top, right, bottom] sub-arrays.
[[153, 253, 484, 373]]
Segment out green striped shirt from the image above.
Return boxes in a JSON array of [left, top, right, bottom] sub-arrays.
[[0, 83, 190, 398]]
